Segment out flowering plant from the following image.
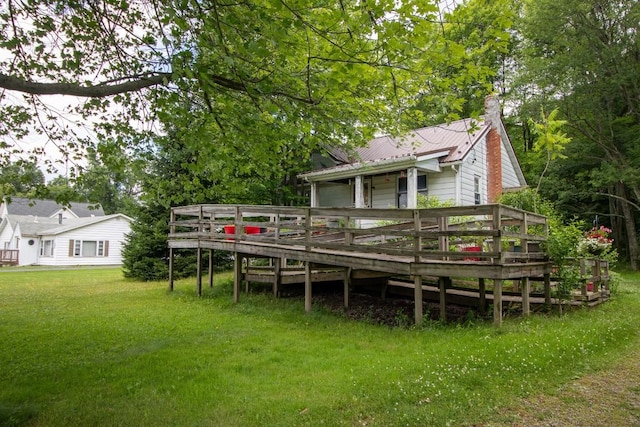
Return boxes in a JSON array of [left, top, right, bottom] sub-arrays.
[[577, 226, 613, 256]]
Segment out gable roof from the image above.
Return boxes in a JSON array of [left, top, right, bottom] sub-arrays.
[[2, 197, 104, 218], [40, 214, 132, 236], [7, 213, 132, 237], [333, 117, 488, 165], [300, 117, 492, 182]]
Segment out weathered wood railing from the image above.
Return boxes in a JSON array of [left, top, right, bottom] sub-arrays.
[[169, 204, 548, 264], [0, 249, 19, 266]]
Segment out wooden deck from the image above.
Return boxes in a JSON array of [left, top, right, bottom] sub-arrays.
[[0, 249, 19, 266], [168, 204, 563, 326]]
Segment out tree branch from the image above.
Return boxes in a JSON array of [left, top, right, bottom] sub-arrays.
[[0, 72, 173, 98]]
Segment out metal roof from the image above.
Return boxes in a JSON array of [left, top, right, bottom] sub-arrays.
[[342, 117, 488, 165]]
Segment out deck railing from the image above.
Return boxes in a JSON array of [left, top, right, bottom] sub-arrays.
[[0, 249, 19, 266], [169, 204, 548, 264]]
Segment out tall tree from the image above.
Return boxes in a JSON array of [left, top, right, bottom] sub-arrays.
[[0, 0, 501, 178], [0, 161, 45, 197], [513, 0, 640, 268]]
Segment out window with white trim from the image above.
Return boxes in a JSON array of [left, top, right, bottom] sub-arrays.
[[474, 175, 481, 205], [69, 240, 109, 257], [40, 239, 54, 257], [398, 175, 428, 208]]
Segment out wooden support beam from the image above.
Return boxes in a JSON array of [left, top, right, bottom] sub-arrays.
[[544, 273, 551, 307], [169, 210, 175, 292], [196, 247, 202, 296], [208, 249, 214, 288], [493, 279, 503, 327], [245, 258, 250, 294], [305, 261, 312, 313], [414, 275, 423, 325], [521, 277, 530, 316], [439, 277, 448, 321], [168, 247, 174, 292], [233, 252, 242, 303], [273, 258, 282, 297], [344, 267, 352, 309], [478, 278, 486, 315]]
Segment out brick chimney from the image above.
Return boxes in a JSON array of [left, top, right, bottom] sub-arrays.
[[485, 95, 502, 203]]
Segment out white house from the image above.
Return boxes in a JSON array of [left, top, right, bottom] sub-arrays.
[[299, 96, 526, 209], [0, 197, 132, 266]]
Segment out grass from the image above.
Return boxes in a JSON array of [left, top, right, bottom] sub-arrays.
[[0, 268, 639, 426]]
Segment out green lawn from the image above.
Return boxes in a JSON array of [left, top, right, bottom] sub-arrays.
[[0, 268, 639, 426]]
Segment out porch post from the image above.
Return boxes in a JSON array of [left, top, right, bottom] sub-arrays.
[[354, 175, 365, 208], [407, 167, 418, 209], [493, 279, 503, 327], [310, 181, 319, 207], [414, 275, 423, 325]]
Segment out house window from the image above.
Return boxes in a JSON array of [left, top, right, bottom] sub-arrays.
[[398, 175, 428, 208], [69, 240, 109, 257], [474, 175, 481, 205], [40, 240, 54, 257]]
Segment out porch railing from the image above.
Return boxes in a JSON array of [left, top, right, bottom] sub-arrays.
[[0, 249, 19, 266], [169, 204, 548, 264]]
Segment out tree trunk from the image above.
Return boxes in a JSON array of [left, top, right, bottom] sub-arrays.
[[617, 182, 639, 270]]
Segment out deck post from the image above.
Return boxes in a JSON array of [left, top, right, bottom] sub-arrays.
[[168, 209, 175, 292], [344, 267, 352, 309], [439, 277, 448, 321], [208, 249, 214, 288], [196, 246, 202, 296], [521, 277, 530, 316], [493, 279, 503, 327], [168, 248, 174, 292], [478, 278, 486, 315], [305, 261, 312, 313], [233, 252, 242, 303], [414, 275, 423, 325], [543, 273, 551, 307], [273, 258, 282, 297]]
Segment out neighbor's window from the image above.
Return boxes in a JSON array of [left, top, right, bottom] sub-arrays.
[[69, 240, 109, 257], [40, 240, 54, 257], [398, 175, 428, 208], [474, 175, 481, 205]]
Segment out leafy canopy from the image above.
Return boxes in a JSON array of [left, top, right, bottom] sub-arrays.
[[1, 0, 505, 174]]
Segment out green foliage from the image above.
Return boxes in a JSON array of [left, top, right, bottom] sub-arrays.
[[0, 161, 45, 198], [0, 0, 503, 181], [499, 188, 554, 216], [511, 0, 640, 268], [417, 194, 456, 209]]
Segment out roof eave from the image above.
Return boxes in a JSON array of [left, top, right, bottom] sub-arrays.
[[299, 150, 451, 182]]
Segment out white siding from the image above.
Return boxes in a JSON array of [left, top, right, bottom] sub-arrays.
[[37, 216, 131, 266], [501, 142, 522, 189], [318, 182, 352, 207], [18, 235, 40, 265], [459, 139, 488, 206], [0, 221, 14, 249], [428, 169, 457, 203], [371, 175, 397, 208]]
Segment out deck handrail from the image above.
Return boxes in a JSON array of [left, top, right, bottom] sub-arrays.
[[0, 249, 19, 265], [169, 204, 548, 264]]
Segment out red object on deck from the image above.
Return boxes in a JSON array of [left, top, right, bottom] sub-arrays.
[[223, 225, 264, 239], [462, 246, 481, 261]]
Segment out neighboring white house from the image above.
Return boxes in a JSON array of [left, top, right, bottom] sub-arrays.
[[299, 96, 526, 209], [0, 197, 132, 266]]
